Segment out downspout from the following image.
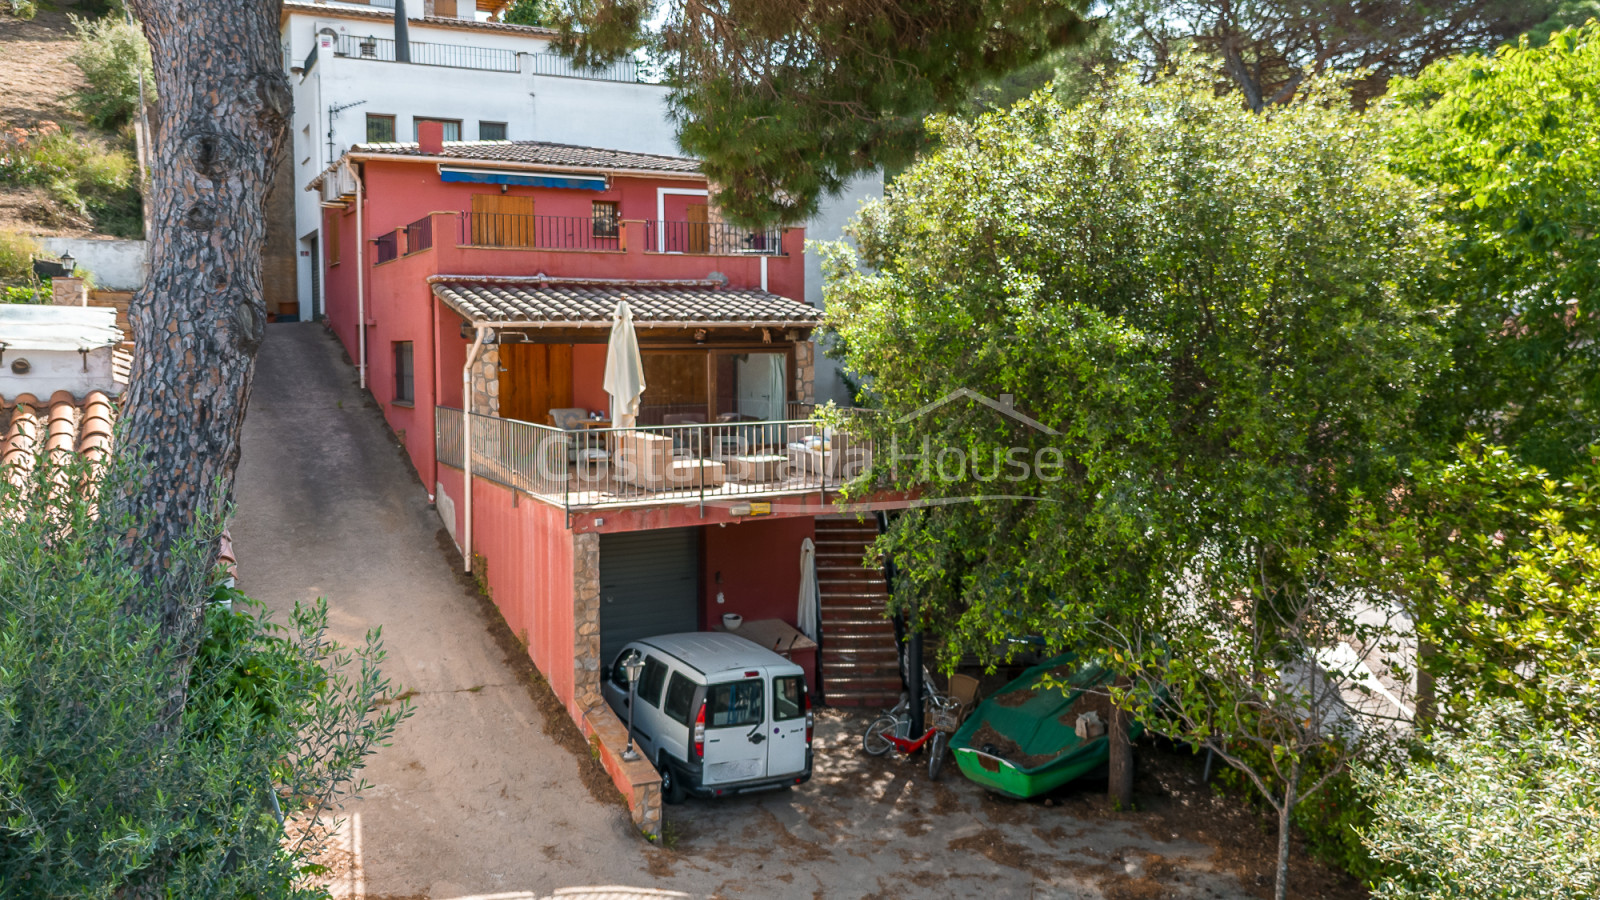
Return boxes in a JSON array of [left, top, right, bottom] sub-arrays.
[[462, 325, 488, 574], [349, 159, 367, 389], [429, 288, 440, 502]]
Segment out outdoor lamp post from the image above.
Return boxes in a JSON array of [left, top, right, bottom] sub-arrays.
[[622, 650, 645, 762], [58, 251, 74, 273]]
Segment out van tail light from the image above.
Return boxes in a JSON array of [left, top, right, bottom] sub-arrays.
[[693, 700, 706, 758], [803, 684, 814, 744]]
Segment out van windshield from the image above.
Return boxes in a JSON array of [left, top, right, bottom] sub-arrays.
[[707, 679, 764, 728]]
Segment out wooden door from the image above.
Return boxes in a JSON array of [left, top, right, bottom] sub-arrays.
[[500, 343, 573, 425], [471, 194, 535, 247], [686, 203, 709, 254]]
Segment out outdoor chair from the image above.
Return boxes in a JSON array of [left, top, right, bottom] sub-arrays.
[[948, 674, 981, 723]]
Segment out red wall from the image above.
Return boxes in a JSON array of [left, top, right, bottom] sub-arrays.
[[438, 467, 580, 714], [702, 516, 818, 687]]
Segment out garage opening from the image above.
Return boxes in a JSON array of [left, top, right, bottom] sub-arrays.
[[598, 528, 701, 666]]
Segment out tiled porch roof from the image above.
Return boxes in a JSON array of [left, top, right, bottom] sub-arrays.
[[354, 139, 701, 174], [432, 281, 823, 329]]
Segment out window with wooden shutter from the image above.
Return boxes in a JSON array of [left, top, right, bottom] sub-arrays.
[[327, 212, 341, 265], [469, 194, 535, 247]]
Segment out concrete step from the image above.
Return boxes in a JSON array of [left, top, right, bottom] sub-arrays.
[[822, 650, 900, 669], [825, 692, 903, 708]]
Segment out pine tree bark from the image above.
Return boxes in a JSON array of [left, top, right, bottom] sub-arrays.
[[114, 0, 290, 648]]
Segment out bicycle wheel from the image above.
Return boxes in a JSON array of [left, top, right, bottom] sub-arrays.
[[862, 716, 898, 757], [927, 730, 948, 780]]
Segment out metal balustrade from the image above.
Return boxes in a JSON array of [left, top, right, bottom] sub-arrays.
[[333, 34, 518, 73], [405, 215, 433, 254], [645, 220, 787, 256], [374, 231, 399, 264], [527, 52, 642, 83], [459, 213, 622, 251], [436, 407, 877, 511]]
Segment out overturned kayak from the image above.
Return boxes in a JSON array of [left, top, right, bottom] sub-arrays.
[[950, 653, 1141, 799]]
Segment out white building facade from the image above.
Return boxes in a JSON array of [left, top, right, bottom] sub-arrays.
[[279, 0, 874, 403]]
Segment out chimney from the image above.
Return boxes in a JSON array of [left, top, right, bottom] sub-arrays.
[[418, 119, 444, 155], [394, 0, 412, 63]]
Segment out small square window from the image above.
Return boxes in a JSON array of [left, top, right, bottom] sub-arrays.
[[393, 341, 414, 405], [592, 201, 619, 238], [365, 114, 396, 143], [479, 121, 507, 141]]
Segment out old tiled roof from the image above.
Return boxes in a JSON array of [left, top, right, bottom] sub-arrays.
[[0, 390, 238, 580], [355, 140, 701, 174], [281, 1, 557, 36], [432, 281, 822, 328], [1, 390, 115, 485]]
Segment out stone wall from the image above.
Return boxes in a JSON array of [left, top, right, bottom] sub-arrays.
[[262, 146, 299, 317], [469, 345, 501, 417], [572, 532, 602, 712], [794, 340, 816, 406]]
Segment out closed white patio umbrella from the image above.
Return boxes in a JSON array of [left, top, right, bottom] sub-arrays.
[[797, 537, 819, 641], [603, 297, 646, 428]]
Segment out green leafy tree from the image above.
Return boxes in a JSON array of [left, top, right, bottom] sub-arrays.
[[501, 0, 551, 26], [541, 0, 1093, 224], [822, 61, 1444, 899], [70, 14, 155, 132], [1356, 698, 1600, 899], [0, 456, 409, 897], [1386, 25, 1600, 476], [1338, 443, 1600, 725]]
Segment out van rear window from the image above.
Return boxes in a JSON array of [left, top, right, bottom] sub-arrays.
[[663, 672, 697, 725], [708, 679, 764, 728], [773, 675, 805, 721]]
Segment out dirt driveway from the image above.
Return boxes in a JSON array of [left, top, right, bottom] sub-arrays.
[[232, 324, 1282, 900]]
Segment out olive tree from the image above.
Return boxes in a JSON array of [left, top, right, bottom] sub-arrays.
[[823, 61, 1445, 899]]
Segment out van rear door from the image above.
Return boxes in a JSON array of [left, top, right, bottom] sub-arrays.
[[767, 673, 808, 777], [700, 676, 768, 785]]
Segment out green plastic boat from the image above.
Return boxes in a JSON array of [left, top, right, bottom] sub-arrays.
[[950, 653, 1142, 799]]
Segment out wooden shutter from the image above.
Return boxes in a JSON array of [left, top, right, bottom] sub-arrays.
[[435, 0, 458, 15], [327, 212, 341, 264], [500, 343, 573, 426], [687, 203, 709, 254], [470, 194, 535, 247]]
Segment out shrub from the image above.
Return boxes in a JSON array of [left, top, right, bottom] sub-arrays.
[[1357, 699, 1600, 899], [3, 0, 37, 19], [69, 14, 154, 132], [0, 454, 410, 896], [0, 230, 38, 284], [0, 124, 142, 238]]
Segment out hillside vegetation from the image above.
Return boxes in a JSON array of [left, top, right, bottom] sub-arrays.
[[0, 1, 144, 243]]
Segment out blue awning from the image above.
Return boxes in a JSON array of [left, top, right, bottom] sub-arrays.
[[438, 166, 608, 191]]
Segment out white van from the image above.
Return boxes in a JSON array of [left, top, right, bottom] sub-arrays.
[[602, 632, 814, 803]]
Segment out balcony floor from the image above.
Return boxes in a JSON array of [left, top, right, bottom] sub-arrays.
[[454, 456, 859, 512]]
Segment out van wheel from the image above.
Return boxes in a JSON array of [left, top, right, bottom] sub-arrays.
[[659, 758, 686, 805]]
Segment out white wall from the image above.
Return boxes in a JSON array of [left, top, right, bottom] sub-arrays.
[[804, 174, 882, 406], [35, 237, 148, 291]]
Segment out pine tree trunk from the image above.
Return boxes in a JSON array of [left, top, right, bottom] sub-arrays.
[[1108, 700, 1134, 809], [113, 0, 290, 647]]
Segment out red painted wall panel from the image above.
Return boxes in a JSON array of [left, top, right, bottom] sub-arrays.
[[702, 516, 818, 687]]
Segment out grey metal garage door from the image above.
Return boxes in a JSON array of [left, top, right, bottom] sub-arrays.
[[598, 527, 701, 668]]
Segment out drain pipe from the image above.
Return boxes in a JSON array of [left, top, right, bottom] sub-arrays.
[[348, 159, 368, 389], [462, 325, 488, 573]]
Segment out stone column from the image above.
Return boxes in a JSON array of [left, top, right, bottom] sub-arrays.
[[573, 532, 603, 711], [470, 345, 500, 418], [794, 340, 816, 406], [51, 277, 87, 307]]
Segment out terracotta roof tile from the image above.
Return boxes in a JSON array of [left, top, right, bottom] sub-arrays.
[[355, 139, 701, 174], [432, 282, 822, 328]]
